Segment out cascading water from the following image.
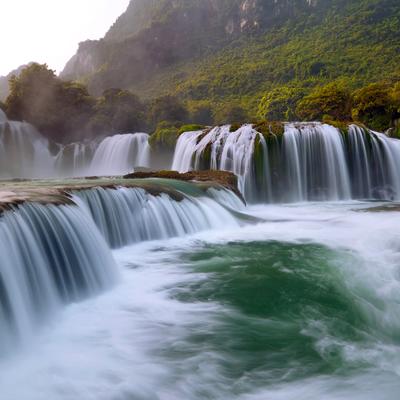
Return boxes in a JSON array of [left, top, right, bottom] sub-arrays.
[[0, 179, 243, 357], [0, 202, 117, 355], [173, 123, 400, 203], [74, 184, 242, 249], [172, 125, 270, 202], [88, 133, 150, 176], [0, 109, 7, 122], [0, 119, 54, 179], [0, 112, 150, 178]]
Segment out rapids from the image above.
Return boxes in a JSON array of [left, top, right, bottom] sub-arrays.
[[1, 200, 400, 399], [1, 116, 400, 399]]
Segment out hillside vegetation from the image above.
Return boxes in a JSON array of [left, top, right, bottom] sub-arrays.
[[1, 0, 399, 142], [61, 0, 400, 119]]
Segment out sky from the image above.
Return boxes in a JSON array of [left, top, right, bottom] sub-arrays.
[[0, 0, 130, 76]]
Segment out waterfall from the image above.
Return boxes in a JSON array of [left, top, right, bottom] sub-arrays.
[[172, 125, 270, 202], [0, 202, 117, 355], [0, 113, 150, 178], [0, 120, 54, 179], [74, 185, 242, 249], [173, 123, 400, 203], [88, 133, 150, 176], [0, 109, 7, 123]]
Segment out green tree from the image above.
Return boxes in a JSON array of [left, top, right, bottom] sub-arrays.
[[5, 63, 95, 142], [296, 82, 352, 122], [214, 104, 248, 125], [258, 86, 304, 121], [91, 88, 146, 134], [148, 95, 188, 128], [351, 82, 396, 131], [189, 101, 214, 125]]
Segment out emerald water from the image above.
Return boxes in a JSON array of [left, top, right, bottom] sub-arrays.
[[1, 201, 399, 399]]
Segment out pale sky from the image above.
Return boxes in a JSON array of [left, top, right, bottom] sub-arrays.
[[0, 0, 130, 76]]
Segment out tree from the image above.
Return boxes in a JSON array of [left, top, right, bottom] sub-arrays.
[[258, 86, 303, 121], [296, 82, 352, 122], [351, 82, 396, 131], [189, 101, 214, 125], [91, 88, 146, 134], [5, 63, 95, 142], [213, 104, 248, 125], [147, 95, 188, 128]]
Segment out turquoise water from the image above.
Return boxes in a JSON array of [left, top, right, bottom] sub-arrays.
[[1, 202, 400, 399]]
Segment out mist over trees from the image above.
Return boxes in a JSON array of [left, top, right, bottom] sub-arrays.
[[2, 63, 400, 144]]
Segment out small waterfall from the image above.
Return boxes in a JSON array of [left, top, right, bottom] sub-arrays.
[[88, 133, 150, 176], [0, 203, 117, 355], [0, 109, 7, 123], [281, 124, 351, 202], [0, 119, 54, 179], [0, 112, 150, 178], [173, 123, 400, 203], [74, 185, 241, 249], [173, 125, 270, 202], [54, 141, 98, 177]]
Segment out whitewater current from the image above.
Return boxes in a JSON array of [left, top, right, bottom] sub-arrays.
[[1, 197, 400, 400], [1, 117, 400, 399]]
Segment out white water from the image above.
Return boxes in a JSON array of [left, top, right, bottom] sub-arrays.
[[173, 123, 400, 202], [74, 186, 242, 248], [88, 133, 150, 176], [0, 203, 117, 356], [0, 183, 242, 354], [0, 114, 150, 178], [173, 125, 269, 202], [0, 109, 7, 122], [1, 201, 400, 399]]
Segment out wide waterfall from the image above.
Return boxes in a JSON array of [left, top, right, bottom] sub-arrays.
[[173, 123, 400, 203], [0, 114, 150, 178], [0, 178, 243, 357], [74, 185, 242, 249], [0, 202, 117, 355]]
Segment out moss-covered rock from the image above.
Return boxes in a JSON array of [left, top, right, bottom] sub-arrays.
[[253, 120, 285, 138], [123, 170, 243, 200], [149, 121, 205, 151]]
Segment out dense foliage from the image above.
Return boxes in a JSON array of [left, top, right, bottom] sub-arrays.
[[61, 0, 400, 125]]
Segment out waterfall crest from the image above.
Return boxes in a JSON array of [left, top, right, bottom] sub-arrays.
[[173, 123, 400, 203], [0, 203, 117, 355], [74, 185, 242, 249]]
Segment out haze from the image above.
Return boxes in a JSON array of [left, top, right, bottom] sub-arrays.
[[0, 0, 130, 76]]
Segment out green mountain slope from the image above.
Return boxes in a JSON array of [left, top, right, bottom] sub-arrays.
[[62, 0, 400, 116]]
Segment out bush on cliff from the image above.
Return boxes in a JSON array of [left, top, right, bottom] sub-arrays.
[[351, 82, 398, 131], [258, 86, 304, 121], [296, 82, 352, 122]]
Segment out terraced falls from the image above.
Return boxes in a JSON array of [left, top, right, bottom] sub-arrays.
[[2, 113, 400, 399]]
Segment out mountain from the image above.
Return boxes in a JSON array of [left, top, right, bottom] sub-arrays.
[[60, 0, 400, 116]]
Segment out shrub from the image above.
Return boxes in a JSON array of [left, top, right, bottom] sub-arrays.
[[296, 82, 352, 122], [351, 82, 396, 131], [258, 86, 304, 121]]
